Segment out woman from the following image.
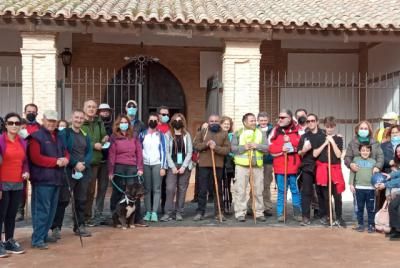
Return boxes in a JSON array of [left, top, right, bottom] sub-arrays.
[[221, 116, 234, 214], [108, 115, 144, 222], [57, 120, 69, 131], [269, 109, 302, 222], [160, 113, 193, 221], [381, 125, 400, 173], [0, 113, 29, 257]]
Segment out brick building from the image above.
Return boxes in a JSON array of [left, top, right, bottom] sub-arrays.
[[1, 0, 400, 139]]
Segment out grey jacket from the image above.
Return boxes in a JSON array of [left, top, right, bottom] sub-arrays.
[[344, 137, 384, 170], [165, 132, 193, 170]]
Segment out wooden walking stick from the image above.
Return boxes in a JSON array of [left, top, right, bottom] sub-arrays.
[[211, 148, 223, 223], [25, 181, 30, 222], [283, 152, 288, 223], [328, 143, 333, 228], [248, 149, 257, 224]]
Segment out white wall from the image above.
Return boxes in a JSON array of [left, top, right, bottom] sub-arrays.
[[368, 43, 400, 74]]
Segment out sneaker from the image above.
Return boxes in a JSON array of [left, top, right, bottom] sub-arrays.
[[0, 243, 8, 258], [134, 220, 149, 227], [256, 216, 267, 222], [277, 216, 285, 223], [160, 214, 171, 222], [175, 212, 183, 221], [150, 212, 158, 222], [4, 239, 25, 254], [300, 218, 311, 226], [52, 227, 61, 240], [294, 215, 303, 222], [45, 236, 58, 243], [334, 218, 347, 228], [368, 225, 375, 233], [237, 216, 246, 222], [389, 231, 400, 240], [16, 214, 24, 222], [143, 211, 152, 221], [74, 225, 92, 237], [86, 219, 97, 227], [32, 243, 49, 250], [354, 225, 364, 232], [193, 213, 204, 221], [319, 217, 328, 225]]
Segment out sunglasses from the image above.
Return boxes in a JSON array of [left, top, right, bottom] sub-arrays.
[[306, 119, 316, 123], [127, 104, 136, 108], [6, 121, 22, 126], [278, 116, 288, 120], [160, 113, 169, 116]]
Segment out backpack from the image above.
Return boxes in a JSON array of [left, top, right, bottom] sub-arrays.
[[375, 200, 391, 233]]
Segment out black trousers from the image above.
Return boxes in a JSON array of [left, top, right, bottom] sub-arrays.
[[0, 190, 22, 241], [389, 195, 400, 229], [160, 174, 167, 213], [196, 167, 223, 215], [301, 171, 315, 219], [317, 184, 342, 220]]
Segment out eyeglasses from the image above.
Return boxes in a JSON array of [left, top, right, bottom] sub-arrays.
[[278, 116, 288, 120], [6, 121, 22, 126], [127, 104, 136, 108], [160, 113, 169, 116], [306, 119, 316, 123]]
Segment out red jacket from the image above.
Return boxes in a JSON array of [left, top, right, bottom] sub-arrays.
[[315, 160, 345, 194], [269, 125, 301, 174]]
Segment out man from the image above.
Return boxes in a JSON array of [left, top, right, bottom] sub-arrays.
[[93, 103, 113, 224], [374, 111, 398, 143], [29, 110, 70, 249], [51, 109, 93, 238], [232, 113, 269, 222], [81, 100, 108, 226], [157, 105, 170, 134], [17, 103, 41, 222], [126, 100, 146, 135], [297, 113, 324, 225], [295, 108, 308, 136], [193, 114, 230, 221]]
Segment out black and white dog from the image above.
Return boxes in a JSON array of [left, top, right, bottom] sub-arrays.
[[112, 183, 145, 229]]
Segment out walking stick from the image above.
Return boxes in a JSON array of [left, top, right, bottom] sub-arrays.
[[283, 152, 288, 223], [25, 181, 30, 222], [248, 149, 257, 224], [327, 143, 333, 228], [211, 149, 223, 223]]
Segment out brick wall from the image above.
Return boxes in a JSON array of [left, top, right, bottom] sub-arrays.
[[70, 33, 221, 135]]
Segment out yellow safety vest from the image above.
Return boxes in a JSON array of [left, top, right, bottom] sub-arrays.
[[376, 128, 386, 143], [234, 128, 264, 167]]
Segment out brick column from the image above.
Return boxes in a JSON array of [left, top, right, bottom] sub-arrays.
[[222, 41, 261, 128], [20, 33, 57, 117]]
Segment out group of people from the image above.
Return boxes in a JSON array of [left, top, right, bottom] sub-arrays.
[[1, 101, 400, 258]]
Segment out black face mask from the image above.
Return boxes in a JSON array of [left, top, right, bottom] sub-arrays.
[[209, 124, 221, 133], [384, 122, 392, 128], [148, 120, 158, 129], [297, 116, 307, 125], [26, 113, 37, 122], [101, 116, 112, 123], [171, 120, 183, 130]]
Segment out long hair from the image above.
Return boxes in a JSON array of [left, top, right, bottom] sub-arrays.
[[113, 115, 133, 138], [354, 120, 373, 138], [394, 144, 400, 166], [169, 113, 187, 137]]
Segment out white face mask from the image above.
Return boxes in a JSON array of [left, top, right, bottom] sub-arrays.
[[261, 126, 269, 131], [58, 127, 65, 131], [18, 128, 29, 139]]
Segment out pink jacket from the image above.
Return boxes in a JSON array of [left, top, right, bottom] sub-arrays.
[[108, 134, 143, 175]]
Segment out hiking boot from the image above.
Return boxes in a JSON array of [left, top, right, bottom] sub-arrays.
[[160, 214, 171, 222], [4, 239, 25, 254], [300, 217, 311, 226], [354, 225, 364, 232], [389, 231, 400, 240], [367, 225, 375, 233], [175, 212, 183, 221], [45, 236, 58, 243], [150, 212, 158, 222], [264, 210, 273, 217], [0, 243, 8, 258], [143, 211, 152, 221], [237, 216, 246, 222], [256, 216, 267, 222], [32, 243, 49, 250], [277, 216, 285, 223], [52, 227, 61, 240], [74, 225, 92, 237], [193, 213, 204, 221], [334, 218, 347, 228]]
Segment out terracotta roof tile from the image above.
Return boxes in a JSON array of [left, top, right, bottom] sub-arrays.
[[0, 0, 400, 30]]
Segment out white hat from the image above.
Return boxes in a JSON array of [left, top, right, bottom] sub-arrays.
[[98, 103, 111, 110], [43, 110, 58, 121], [382, 112, 398, 120]]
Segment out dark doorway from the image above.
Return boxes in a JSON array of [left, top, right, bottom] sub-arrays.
[[104, 56, 186, 121]]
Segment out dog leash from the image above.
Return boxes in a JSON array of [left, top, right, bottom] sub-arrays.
[[111, 173, 143, 195]]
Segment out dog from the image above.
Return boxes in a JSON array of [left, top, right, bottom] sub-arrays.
[[112, 182, 145, 229]]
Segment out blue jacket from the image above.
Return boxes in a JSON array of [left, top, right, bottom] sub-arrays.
[[139, 129, 167, 169], [381, 141, 395, 173], [59, 128, 93, 169]]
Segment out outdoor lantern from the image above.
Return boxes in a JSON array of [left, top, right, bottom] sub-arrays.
[[60, 48, 72, 77]]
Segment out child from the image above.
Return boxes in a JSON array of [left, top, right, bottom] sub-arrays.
[[349, 144, 376, 233]]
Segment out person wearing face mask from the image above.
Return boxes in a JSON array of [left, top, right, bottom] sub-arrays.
[[125, 100, 146, 136], [108, 115, 144, 223], [269, 109, 302, 222], [160, 113, 193, 222], [17, 119, 29, 140], [24, 103, 41, 135], [193, 114, 231, 221], [381, 125, 400, 174], [50, 109, 93, 239], [57, 120, 69, 132], [344, 120, 384, 221], [295, 108, 308, 136], [139, 113, 167, 222], [28, 110, 70, 249], [374, 112, 398, 143]]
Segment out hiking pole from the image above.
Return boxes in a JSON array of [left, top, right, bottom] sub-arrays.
[[327, 143, 333, 228], [248, 149, 257, 224], [283, 152, 288, 224], [25, 181, 30, 223], [64, 167, 84, 248], [211, 148, 223, 223]]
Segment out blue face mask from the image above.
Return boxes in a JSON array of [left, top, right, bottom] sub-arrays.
[[161, 115, 169, 123], [58, 127, 65, 132], [127, 107, 137, 116], [72, 170, 83, 180], [358, 129, 369, 138], [392, 136, 400, 144], [119, 122, 129, 131]]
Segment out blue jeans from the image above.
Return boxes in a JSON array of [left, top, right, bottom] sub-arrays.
[[276, 174, 301, 217], [355, 189, 375, 226], [31, 185, 60, 246]]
